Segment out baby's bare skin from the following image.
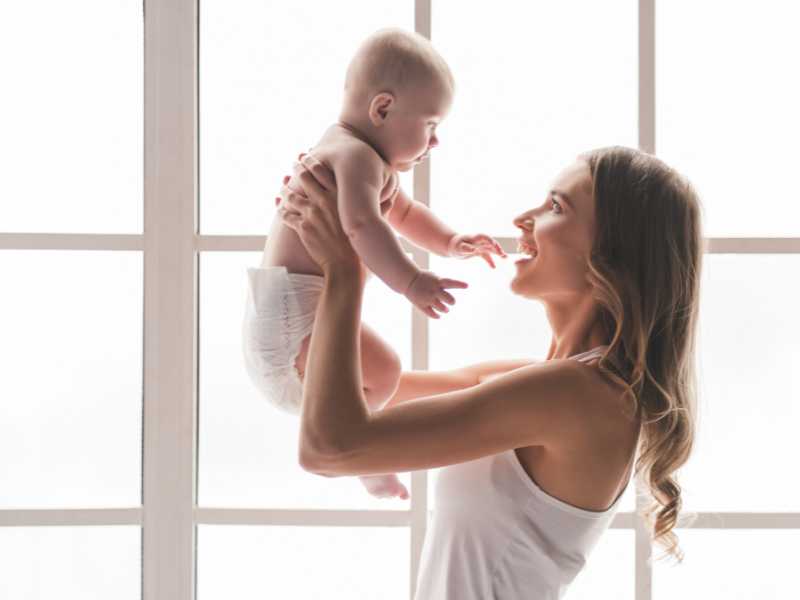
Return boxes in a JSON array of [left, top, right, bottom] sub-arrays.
[[260, 29, 504, 501], [260, 124, 400, 277]]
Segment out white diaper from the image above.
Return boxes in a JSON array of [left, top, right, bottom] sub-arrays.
[[241, 266, 325, 415]]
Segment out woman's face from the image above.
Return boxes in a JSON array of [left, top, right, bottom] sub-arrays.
[[510, 159, 597, 301]]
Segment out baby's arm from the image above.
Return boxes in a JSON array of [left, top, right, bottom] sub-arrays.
[[336, 151, 420, 295], [386, 187, 457, 258]]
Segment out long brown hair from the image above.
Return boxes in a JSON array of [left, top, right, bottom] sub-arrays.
[[581, 146, 704, 562]]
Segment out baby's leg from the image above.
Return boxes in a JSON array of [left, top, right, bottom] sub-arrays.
[[293, 322, 402, 411], [293, 323, 408, 500]]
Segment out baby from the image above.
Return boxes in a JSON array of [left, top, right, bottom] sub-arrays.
[[242, 28, 505, 500]]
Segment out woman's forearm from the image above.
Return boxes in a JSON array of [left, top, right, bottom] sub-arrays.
[[383, 369, 479, 409], [300, 266, 370, 457]]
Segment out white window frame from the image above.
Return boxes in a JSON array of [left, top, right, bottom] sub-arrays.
[[1, 0, 800, 598]]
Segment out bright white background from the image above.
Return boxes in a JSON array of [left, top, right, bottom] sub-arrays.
[[1, 0, 799, 599]]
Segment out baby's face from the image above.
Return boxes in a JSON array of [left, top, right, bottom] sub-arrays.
[[383, 83, 452, 172]]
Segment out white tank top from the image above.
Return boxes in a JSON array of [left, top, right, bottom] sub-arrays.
[[414, 346, 628, 600]]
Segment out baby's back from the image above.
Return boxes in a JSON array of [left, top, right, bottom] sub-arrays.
[[260, 125, 399, 276]]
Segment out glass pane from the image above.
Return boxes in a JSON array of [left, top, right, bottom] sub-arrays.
[[0, 1, 143, 233], [653, 530, 800, 599], [429, 255, 551, 368], [0, 526, 140, 600], [198, 525, 409, 600], [657, 0, 800, 237], [568, 530, 634, 600], [199, 1, 414, 234], [679, 255, 800, 512], [432, 0, 637, 237], [199, 252, 412, 509], [428, 254, 639, 512], [0, 251, 142, 508]]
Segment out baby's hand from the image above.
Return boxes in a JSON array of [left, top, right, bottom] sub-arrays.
[[447, 233, 507, 269], [404, 270, 468, 319]]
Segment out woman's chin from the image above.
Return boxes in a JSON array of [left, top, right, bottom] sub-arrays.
[[509, 266, 537, 298]]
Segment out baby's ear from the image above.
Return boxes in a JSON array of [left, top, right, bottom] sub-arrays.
[[368, 92, 395, 126]]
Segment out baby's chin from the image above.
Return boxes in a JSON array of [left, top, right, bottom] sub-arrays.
[[394, 155, 429, 172]]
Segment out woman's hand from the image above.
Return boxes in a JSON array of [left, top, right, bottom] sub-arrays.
[[277, 153, 362, 278]]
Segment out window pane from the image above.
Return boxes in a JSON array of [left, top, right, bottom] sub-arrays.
[[0, 526, 140, 600], [0, 251, 142, 508], [567, 530, 634, 600], [653, 530, 800, 599], [198, 252, 411, 509], [0, 1, 143, 233], [199, 1, 413, 234], [679, 255, 800, 512], [657, 0, 800, 237], [198, 525, 409, 600], [429, 255, 551, 367], [432, 0, 637, 237], [427, 255, 637, 513]]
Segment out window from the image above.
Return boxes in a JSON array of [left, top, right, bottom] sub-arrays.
[[2, 1, 798, 598]]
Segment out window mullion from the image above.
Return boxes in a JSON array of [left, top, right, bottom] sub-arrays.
[[411, 2, 433, 598], [142, 0, 198, 599]]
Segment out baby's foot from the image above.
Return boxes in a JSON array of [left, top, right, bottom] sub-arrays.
[[359, 474, 410, 500]]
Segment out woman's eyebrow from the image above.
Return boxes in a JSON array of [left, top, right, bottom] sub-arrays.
[[550, 190, 575, 211]]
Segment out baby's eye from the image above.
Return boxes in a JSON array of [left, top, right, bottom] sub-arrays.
[[550, 198, 562, 213]]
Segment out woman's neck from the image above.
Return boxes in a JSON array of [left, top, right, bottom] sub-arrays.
[[544, 293, 609, 360]]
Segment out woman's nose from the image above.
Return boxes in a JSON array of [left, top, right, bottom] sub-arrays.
[[514, 214, 534, 230]]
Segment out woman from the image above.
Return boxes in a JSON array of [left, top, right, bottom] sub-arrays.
[[276, 146, 703, 599]]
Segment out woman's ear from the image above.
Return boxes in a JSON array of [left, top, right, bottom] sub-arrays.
[[368, 92, 395, 127]]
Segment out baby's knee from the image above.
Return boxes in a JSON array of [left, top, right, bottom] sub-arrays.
[[364, 350, 402, 409], [377, 348, 402, 387]]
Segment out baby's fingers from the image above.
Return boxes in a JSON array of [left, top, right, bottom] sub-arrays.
[[441, 278, 469, 290], [433, 299, 449, 314], [474, 234, 507, 258], [439, 290, 456, 305]]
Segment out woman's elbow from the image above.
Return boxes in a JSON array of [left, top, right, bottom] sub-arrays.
[[298, 440, 342, 478]]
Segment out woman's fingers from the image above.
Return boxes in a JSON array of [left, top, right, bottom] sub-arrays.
[[280, 184, 310, 210], [300, 153, 337, 190], [480, 252, 496, 269], [293, 161, 330, 200], [279, 208, 303, 230]]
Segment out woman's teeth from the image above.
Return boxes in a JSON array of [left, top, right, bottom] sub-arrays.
[[516, 241, 538, 257]]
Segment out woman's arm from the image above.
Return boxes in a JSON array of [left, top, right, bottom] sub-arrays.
[[280, 155, 588, 479], [384, 358, 540, 409], [297, 264, 584, 477]]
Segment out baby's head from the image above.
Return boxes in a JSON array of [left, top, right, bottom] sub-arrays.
[[343, 28, 454, 171]]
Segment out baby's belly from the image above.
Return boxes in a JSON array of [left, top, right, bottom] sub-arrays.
[[260, 216, 324, 276]]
